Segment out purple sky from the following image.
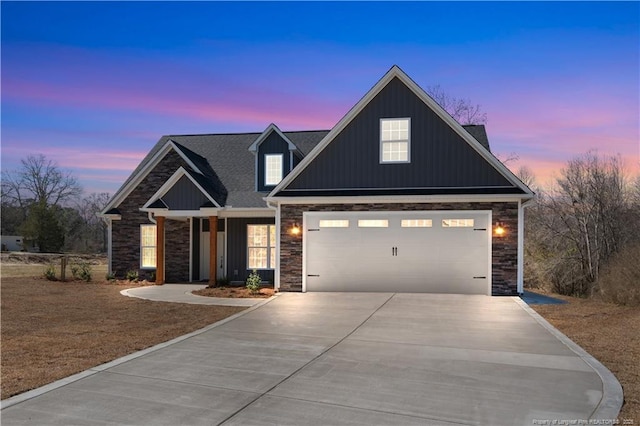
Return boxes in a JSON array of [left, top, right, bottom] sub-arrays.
[[2, 2, 638, 195]]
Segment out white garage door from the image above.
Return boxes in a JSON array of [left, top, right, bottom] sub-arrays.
[[304, 211, 491, 294]]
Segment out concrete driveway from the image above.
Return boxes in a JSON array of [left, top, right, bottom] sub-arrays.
[[1, 293, 621, 425]]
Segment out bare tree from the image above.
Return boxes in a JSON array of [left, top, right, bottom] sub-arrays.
[[426, 85, 488, 125], [1, 154, 82, 208], [516, 165, 537, 190]]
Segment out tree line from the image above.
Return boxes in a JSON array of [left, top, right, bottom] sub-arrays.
[[520, 152, 640, 306], [1, 154, 110, 253]]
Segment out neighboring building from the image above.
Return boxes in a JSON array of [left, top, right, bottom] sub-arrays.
[[1, 235, 26, 252], [101, 66, 534, 295]]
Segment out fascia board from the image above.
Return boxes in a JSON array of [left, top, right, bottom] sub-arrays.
[[142, 167, 221, 209], [266, 193, 533, 205], [268, 65, 534, 197], [248, 123, 298, 152]]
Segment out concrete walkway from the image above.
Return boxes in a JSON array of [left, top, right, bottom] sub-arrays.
[[121, 284, 266, 307], [1, 293, 622, 425]]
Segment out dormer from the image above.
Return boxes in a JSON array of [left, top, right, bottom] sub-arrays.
[[248, 124, 303, 192]]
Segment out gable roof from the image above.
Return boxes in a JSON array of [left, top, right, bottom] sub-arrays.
[[248, 123, 301, 155], [268, 65, 533, 198], [141, 167, 222, 210], [102, 130, 329, 213]]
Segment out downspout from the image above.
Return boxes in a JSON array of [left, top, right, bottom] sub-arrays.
[[147, 211, 157, 224]]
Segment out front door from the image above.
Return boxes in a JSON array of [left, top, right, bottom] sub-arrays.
[[200, 231, 225, 281]]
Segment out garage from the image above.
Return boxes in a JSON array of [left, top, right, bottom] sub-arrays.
[[303, 211, 491, 294]]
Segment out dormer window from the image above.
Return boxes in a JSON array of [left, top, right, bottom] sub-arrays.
[[380, 118, 410, 163], [265, 154, 283, 186]]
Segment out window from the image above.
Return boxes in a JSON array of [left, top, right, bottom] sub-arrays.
[[265, 154, 283, 186], [358, 219, 389, 228], [380, 118, 410, 163], [401, 219, 433, 228], [319, 220, 350, 228], [442, 219, 475, 228], [140, 224, 157, 268], [247, 224, 276, 269]]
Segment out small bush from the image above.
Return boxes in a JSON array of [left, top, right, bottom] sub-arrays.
[[105, 272, 116, 281], [126, 270, 139, 282], [245, 270, 261, 294], [71, 262, 92, 282], [43, 264, 57, 281], [216, 276, 230, 287]]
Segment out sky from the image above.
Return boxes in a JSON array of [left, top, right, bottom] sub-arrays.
[[2, 1, 639, 195]]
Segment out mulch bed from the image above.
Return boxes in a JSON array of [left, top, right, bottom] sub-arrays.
[[193, 286, 275, 298]]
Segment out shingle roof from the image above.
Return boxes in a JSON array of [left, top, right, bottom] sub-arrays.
[[110, 125, 491, 210], [112, 131, 329, 209]]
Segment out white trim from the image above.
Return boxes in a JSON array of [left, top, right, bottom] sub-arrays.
[[488, 210, 493, 295], [100, 213, 121, 220], [246, 224, 276, 270], [380, 117, 411, 164], [302, 212, 308, 293], [140, 224, 157, 269], [248, 123, 300, 153], [141, 167, 221, 210], [219, 209, 275, 218], [267, 65, 533, 199], [275, 203, 281, 291], [102, 139, 204, 214], [106, 218, 113, 274], [517, 200, 524, 294], [268, 194, 532, 205], [189, 218, 193, 282], [264, 153, 284, 186]]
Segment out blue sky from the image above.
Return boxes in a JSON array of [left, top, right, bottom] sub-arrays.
[[2, 1, 638, 193]]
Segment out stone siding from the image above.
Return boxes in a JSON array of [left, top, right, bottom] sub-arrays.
[[280, 202, 519, 295], [111, 150, 192, 282]]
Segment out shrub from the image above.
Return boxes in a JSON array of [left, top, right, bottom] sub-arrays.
[[597, 244, 640, 307], [245, 270, 261, 294], [126, 270, 139, 282], [43, 264, 57, 281], [71, 261, 92, 282], [105, 272, 116, 281]]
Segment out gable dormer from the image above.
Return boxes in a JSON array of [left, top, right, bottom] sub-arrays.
[[249, 124, 302, 192]]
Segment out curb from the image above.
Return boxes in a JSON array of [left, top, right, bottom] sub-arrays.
[[0, 295, 278, 410], [513, 297, 623, 420]]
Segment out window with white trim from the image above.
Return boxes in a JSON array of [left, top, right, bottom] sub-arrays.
[[380, 118, 410, 163], [265, 154, 283, 186], [358, 219, 389, 228], [442, 219, 475, 228], [140, 224, 157, 268], [247, 224, 276, 269], [319, 220, 350, 228], [401, 219, 433, 228]]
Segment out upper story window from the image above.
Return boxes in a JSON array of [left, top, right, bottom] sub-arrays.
[[380, 118, 410, 163], [265, 154, 283, 186]]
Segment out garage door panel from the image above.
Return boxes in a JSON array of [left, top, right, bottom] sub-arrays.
[[304, 211, 490, 294]]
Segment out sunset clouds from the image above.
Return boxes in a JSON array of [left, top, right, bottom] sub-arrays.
[[2, 2, 638, 194]]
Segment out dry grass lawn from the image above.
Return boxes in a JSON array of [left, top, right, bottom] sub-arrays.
[[1, 273, 245, 400], [532, 293, 639, 422]]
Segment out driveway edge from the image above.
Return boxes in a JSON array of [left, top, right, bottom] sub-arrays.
[[513, 297, 623, 420], [0, 295, 277, 410]]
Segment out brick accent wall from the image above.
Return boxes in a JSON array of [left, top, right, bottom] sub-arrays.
[[112, 150, 192, 282], [280, 202, 519, 295]]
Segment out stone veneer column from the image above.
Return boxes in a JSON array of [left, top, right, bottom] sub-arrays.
[[209, 216, 218, 286], [156, 216, 165, 285]]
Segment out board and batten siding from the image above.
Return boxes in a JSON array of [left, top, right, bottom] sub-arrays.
[[162, 175, 210, 210], [256, 132, 294, 192], [226, 217, 275, 283], [282, 77, 517, 193]]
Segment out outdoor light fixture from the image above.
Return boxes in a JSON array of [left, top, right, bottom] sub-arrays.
[[290, 223, 301, 236], [495, 221, 506, 237]]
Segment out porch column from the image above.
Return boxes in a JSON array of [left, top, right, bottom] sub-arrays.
[[209, 216, 218, 286], [156, 216, 165, 285]]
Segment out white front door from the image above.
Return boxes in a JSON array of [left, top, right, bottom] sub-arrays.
[[200, 231, 225, 281], [304, 211, 491, 294]]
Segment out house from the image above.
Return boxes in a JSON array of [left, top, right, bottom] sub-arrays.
[[101, 66, 534, 295]]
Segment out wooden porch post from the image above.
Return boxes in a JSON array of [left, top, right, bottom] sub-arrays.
[[209, 217, 218, 286], [156, 216, 165, 285]]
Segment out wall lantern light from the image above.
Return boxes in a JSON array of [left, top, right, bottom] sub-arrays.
[[290, 223, 301, 236], [494, 221, 506, 237]]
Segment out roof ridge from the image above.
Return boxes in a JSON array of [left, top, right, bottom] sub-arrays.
[[165, 129, 330, 138]]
